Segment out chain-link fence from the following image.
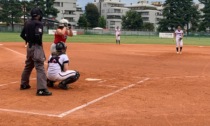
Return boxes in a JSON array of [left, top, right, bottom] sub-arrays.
[[1, 25, 210, 38]]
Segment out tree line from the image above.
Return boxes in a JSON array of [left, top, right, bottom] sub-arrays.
[[0, 0, 59, 31]]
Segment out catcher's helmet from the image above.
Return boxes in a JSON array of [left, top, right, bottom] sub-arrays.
[[56, 42, 66, 52]]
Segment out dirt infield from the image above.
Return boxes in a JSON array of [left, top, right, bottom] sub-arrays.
[[0, 42, 210, 126]]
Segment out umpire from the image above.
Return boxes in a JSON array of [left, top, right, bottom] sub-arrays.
[[20, 7, 52, 96]]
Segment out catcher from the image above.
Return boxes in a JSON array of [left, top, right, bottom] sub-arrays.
[[47, 42, 80, 89], [174, 25, 184, 54]]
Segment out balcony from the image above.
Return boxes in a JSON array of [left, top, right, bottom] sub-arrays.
[[107, 15, 122, 19]]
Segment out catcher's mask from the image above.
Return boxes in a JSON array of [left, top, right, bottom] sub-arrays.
[[56, 42, 66, 52]]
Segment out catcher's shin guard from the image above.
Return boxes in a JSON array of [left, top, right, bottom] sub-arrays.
[[60, 71, 80, 85]]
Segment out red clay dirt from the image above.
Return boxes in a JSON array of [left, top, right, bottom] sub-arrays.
[[0, 42, 210, 126]]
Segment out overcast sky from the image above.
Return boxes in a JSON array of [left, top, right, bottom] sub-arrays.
[[77, 0, 199, 9]]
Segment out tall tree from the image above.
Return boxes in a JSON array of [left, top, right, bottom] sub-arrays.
[[98, 16, 106, 28], [199, 0, 210, 31], [33, 0, 59, 18], [122, 10, 143, 30], [0, 0, 22, 31], [143, 22, 154, 31], [158, 0, 200, 33], [77, 14, 88, 28], [85, 3, 100, 28]]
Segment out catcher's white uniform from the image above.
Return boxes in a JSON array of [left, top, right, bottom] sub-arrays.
[[175, 30, 183, 47], [47, 54, 77, 81]]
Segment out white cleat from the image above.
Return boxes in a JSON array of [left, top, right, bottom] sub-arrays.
[[176, 52, 179, 54], [25, 44, 27, 48]]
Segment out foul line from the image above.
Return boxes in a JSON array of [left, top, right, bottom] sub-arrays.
[[152, 75, 206, 80], [0, 78, 36, 87], [0, 108, 58, 117], [3, 47, 26, 57], [2, 46, 47, 65], [57, 78, 150, 118]]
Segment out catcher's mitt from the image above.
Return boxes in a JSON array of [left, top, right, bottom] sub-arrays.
[[179, 38, 182, 41]]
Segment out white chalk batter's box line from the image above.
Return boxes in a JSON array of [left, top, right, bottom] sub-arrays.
[[0, 78, 150, 118]]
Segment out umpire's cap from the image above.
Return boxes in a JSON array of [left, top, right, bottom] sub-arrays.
[[30, 7, 43, 17]]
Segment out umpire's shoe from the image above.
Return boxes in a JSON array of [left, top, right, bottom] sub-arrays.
[[36, 89, 52, 96], [20, 84, 31, 90]]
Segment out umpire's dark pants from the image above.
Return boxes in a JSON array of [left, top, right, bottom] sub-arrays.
[[21, 44, 47, 90]]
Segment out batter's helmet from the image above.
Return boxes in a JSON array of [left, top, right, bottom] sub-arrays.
[[56, 42, 66, 52], [58, 19, 69, 27]]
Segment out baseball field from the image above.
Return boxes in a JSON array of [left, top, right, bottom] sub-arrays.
[[0, 33, 210, 126]]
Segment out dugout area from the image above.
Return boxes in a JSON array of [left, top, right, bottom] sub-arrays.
[[0, 42, 210, 126]]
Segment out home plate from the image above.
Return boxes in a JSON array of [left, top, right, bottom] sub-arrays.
[[85, 78, 102, 81]]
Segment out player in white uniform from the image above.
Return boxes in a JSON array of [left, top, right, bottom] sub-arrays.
[[47, 42, 80, 89], [174, 26, 184, 54], [115, 26, 121, 44]]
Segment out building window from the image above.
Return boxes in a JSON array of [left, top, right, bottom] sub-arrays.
[[61, 2, 63, 7], [110, 21, 115, 25], [142, 17, 149, 21], [54, 2, 60, 7], [141, 12, 149, 16], [65, 17, 74, 22], [114, 9, 121, 13], [64, 10, 75, 15], [107, 15, 121, 19]]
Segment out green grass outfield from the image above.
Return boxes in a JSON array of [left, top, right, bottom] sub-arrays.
[[0, 32, 210, 46]]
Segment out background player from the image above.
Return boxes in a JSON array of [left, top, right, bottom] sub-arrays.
[[115, 26, 121, 44], [174, 25, 184, 54], [50, 19, 73, 54], [47, 42, 80, 90]]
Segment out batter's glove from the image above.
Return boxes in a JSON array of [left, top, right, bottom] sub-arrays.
[[68, 23, 71, 29]]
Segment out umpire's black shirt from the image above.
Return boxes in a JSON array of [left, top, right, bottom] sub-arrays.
[[20, 19, 43, 48]]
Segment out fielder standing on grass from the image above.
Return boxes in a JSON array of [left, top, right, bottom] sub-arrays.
[[174, 25, 184, 54], [115, 26, 121, 44], [20, 7, 52, 96]]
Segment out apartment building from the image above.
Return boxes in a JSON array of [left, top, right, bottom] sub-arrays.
[[125, 0, 163, 31], [94, 0, 129, 29], [54, 0, 83, 26]]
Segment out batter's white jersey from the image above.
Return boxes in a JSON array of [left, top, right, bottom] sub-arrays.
[[47, 54, 77, 81], [175, 30, 184, 47], [115, 28, 121, 40]]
